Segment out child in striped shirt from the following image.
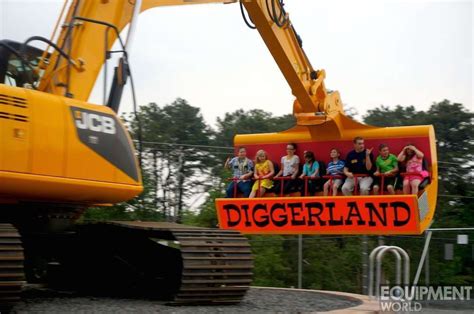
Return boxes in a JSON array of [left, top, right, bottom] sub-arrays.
[[324, 148, 345, 196]]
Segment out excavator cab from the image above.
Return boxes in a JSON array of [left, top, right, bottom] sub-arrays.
[[0, 40, 45, 88]]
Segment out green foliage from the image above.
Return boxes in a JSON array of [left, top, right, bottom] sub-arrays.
[[301, 237, 363, 291], [214, 109, 295, 146], [363, 105, 424, 127], [185, 189, 222, 228], [127, 99, 217, 222], [248, 236, 292, 287], [126, 98, 213, 145], [82, 170, 163, 221]]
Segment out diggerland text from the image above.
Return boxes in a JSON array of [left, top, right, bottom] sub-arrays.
[[215, 196, 420, 234]]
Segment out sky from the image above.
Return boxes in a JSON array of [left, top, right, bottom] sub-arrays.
[[0, 0, 472, 126]]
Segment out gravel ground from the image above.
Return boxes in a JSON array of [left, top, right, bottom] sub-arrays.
[[12, 287, 361, 313]]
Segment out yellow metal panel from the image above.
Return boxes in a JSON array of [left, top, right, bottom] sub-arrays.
[[0, 111, 2, 169], [1, 120, 30, 173], [0, 86, 31, 173], [0, 170, 142, 204], [27, 89, 66, 177], [235, 118, 435, 145]]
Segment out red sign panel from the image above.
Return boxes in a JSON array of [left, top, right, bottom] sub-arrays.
[[215, 195, 421, 235]]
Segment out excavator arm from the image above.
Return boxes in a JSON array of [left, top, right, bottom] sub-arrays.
[[36, 0, 341, 123], [242, 0, 343, 121], [37, 0, 236, 103]]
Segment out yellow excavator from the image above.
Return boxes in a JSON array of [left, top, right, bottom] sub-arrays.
[[0, 0, 437, 309], [0, 0, 253, 309]]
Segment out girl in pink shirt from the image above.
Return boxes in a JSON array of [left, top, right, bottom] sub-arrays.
[[397, 144, 427, 195]]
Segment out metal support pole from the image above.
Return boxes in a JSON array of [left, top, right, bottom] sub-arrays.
[[378, 236, 384, 246], [425, 236, 430, 286], [376, 249, 402, 291], [413, 231, 432, 286], [369, 245, 388, 297], [425, 232, 430, 308], [362, 235, 369, 294], [304, 177, 308, 196], [298, 234, 303, 289]]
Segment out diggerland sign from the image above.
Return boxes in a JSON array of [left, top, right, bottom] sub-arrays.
[[215, 196, 421, 234]]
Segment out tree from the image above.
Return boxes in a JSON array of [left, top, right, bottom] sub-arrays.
[[214, 109, 295, 147], [247, 235, 292, 287], [83, 165, 164, 221], [363, 105, 424, 127], [124, 98, 216, 222]]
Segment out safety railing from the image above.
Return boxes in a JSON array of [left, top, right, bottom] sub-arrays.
[[322, 174, 344, 195], [299, 176, 321, 196], [252, 176, 274, 197], [368, 245, 410, 298], [226, 177, 242, 198], [373, 172, 396, 195], [226, 172, 429, 198], [273, 176, 297, 197], [352, 174, 369, 195], [227, 176, 300, 197]]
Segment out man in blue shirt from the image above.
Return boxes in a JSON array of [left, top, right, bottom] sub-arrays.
[[342, 137, 374, 195], [224, 147, 254, 198]]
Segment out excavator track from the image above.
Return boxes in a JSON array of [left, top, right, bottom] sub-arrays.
[[68, 221, 253, 305], [170, 227, 253, 304], [110, 222, 253, 304], [0, 224, 25, 311]]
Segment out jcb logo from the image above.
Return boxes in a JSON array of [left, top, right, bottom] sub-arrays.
[[74, 111, 116, 135]]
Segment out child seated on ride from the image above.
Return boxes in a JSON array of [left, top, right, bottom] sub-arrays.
[[397, 144, 427, 195], [323, 148, 345, 196], [249, 150, 275, 198], [373, 144, 398, 195], [224, 147, 254, 198], [299, 151, 319, 196], [273, 143, 300, 195]]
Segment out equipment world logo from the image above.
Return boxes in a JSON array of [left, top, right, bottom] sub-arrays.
[[378, 285, 472, 312]]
